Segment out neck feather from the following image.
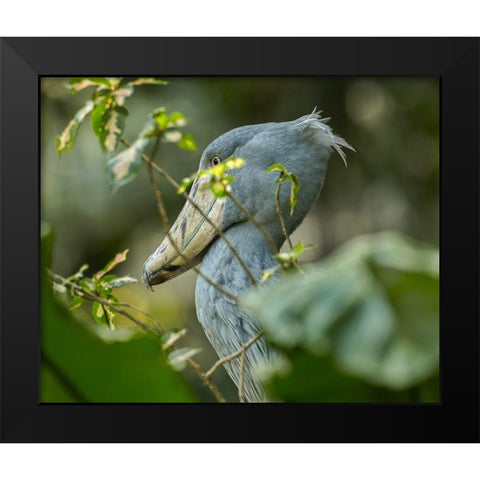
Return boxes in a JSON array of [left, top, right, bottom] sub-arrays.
[[199, 222, 278, 295]]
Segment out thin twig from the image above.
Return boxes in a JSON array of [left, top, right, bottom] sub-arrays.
[[274, 183, 304, 275], [148, 138, 170, 226], [275, 183, 293, 250], [227, 190, 279, 255], [121, 138, 257, 288], [204, 331, 264, 379], [116, 302, 165, 334], [185, 358, 226, 403]]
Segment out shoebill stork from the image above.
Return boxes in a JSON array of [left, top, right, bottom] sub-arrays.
[[142, 111, 353, 402]]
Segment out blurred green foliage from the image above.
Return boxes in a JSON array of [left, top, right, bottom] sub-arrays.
[[247, 232, 439, 402], [41, 228, 198, 403], [41, 77, 439, 402], [42, 294, 198, 402]]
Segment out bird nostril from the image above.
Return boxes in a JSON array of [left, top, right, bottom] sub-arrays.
[[162, 265, 179, 272], [141, 262, 182, 290]]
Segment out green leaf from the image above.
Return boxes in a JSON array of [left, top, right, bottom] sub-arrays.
[[267, 163, 300, 214], [77, 264, 89, 275], [168, 347, 202, 371], [108, 275, 138, 288], [222, 175, 236, 185], [101, 274, 117, 283], [260, 265, 280, 283], [90, 97, 111, 137], [176, 132, 197, 151], [266, 163, 288, 175], [106, 137, 149, 190], [103, 304, 117, 330], [209, 162, 227, 178], [91, 98, 128, 154], [211, 181, 227, 198], [112, 84, 134, 106], [177, 174, 197, 194], [94, 249, 129, 281], [177, 157, 242, 197], [96, 281, 113, 296], [152, 108, 169, 130], [274, 241, 311, 267], [289, 173, 300, 214], [80, 277, 96, 293], [246, 232, 439, 397], [91, 301, 116, 330], [147, 108, 196, 150], [167, 112, 187, 127], [225, 157, 245, 169], [69, 295, 85, 311], [68, 77, 114, 93], [55, 101, 95, 156], [91, 301, 107, 327], [129, 78, 169, 86]]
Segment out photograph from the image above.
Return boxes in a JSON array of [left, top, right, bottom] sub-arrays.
[[41, 75, 440, 404]]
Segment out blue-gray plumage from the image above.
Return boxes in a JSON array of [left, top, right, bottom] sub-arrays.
[[142, 111, 354, 402]]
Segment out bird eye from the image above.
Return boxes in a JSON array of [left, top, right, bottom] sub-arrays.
[[211, 155, 222, 166]]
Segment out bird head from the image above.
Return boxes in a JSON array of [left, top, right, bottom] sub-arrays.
[[142, 111, 354, 288]]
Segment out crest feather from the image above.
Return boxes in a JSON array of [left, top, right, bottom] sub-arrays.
[[294, 108, 355, 167]]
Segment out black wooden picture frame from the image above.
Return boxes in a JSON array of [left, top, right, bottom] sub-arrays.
[[0, 37, 478, 442]]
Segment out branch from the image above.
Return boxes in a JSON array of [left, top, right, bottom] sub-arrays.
[[185, 358, 226, 403], [116, 301, 165, 334], [275, 183, 294, 250], [48, 270, 161, 336], [273, 183, 304, 275], [147, 138, 170, 228], [204, 331, 264, 379], [48, 270, 227, 403]]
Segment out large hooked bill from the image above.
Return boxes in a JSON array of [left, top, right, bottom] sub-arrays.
[[142, 177, 225, 289]]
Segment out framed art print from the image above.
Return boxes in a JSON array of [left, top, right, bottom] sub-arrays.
[[0, 37, 478, 442]]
